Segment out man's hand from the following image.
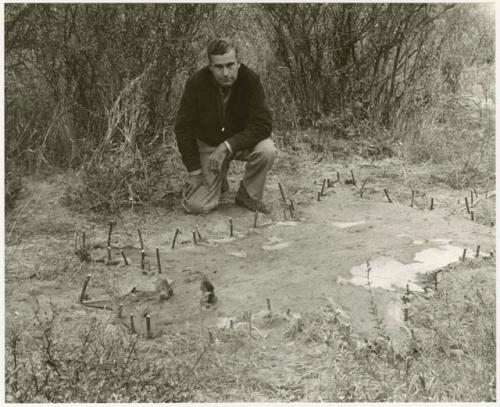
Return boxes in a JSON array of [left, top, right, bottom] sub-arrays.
[[184, 173, 205, 199], [208, 143, 230, 173]]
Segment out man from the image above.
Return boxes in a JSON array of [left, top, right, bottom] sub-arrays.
[[175, 38, 276, 214]]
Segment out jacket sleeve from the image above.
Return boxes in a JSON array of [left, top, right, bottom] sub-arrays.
[[174, 77, 201, 173], [226, 74, 272, 152]]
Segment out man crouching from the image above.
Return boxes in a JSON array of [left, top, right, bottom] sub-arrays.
[[174, 37, 276, 214]]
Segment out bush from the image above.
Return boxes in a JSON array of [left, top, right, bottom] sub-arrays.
[[5, 309, 194, 402], [65, 146, 178, 214]]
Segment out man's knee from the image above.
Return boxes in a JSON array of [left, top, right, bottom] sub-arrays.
[[182, 195, 217, 214], [254, 139, 277, 165]]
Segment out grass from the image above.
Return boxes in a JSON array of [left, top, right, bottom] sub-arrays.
[[6, 254, 495, 402]]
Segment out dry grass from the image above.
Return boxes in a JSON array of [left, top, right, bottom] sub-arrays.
[[6, 254, 494, 403]]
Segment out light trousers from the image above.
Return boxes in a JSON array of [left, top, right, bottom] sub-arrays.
[[182, 138, 277, 214]]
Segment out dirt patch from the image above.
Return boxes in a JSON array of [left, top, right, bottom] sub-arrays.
[[5, 156, 496, 402]]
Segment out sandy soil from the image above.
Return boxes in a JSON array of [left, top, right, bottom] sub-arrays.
[[4, 155, 496, 401]]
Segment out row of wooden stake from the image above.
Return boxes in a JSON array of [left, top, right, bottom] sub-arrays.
[[307, 169, 486, 224], [402, 243, 491, 323]]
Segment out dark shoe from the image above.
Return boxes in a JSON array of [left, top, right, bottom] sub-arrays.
[[221, 175, 230, 194], [235, 182, 270, 214]]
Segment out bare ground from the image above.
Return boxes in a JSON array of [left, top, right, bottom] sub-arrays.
[[4, 153, 496, 402]]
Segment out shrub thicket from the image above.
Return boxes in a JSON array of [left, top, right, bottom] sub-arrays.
[[4, 3, 495, 211]]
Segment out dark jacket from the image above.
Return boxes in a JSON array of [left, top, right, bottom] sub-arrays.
[[174, 64, 272, 172]]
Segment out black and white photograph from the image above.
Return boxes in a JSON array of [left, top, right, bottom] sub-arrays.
[[4, 2, 496, 403]]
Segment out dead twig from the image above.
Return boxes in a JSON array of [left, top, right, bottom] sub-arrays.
[[359, 179, 368, 198]]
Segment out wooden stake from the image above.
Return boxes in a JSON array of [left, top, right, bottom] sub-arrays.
[[403, 307, 408, 322], [278, 183, 287, 204], [476, 245, 480, 258], [406, 284, 410, 296], [430, 197, 434, 210], [120, 249, 128, 265], [156, 248, 161, 274], [321, 178, 327, 196], [253, 210, 258, 228], [336, 171, 340, 183], [130, 314, 136, 334], [289, 204, 294, 219], [145, 314, 151, 338], [172, 228, 180, 249], [195, 225, 202, 240], [462, 248, 467, 261], [410, 190, 415, 207], [473, 188, 478, 198], [350, 170, 356, 186], [107, 246, 112, 262], [471, 211, 474, 221], [317, 192, 321, 201], [266, 298, 271, 313], [229, 218, 233, 237], [107, 220, 115, 248], [283, 208, 287, 220], [229, 319, 234, 330], [141, 250, 145, 270], [383, 188, 393, 203], [289, 199, 295, 212], [192, 231, 197, 245], [137, 229, 144, 250], [465, 197, 470, 214], [79, 274, 91, 303]]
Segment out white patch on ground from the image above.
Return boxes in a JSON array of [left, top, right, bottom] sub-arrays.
[[229, 251, 247, 258], [262, 236, 292, 251], [331, 220, 366, 229], [429, 238, 451, 244], [216, 317, 235, 329], [207, 237, 236, 244], [413, 240, 425, 245], [344, 244, 473, 292], [262, 242, 292, 251], [276, 221, 298, 226]]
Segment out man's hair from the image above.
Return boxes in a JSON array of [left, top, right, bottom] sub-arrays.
[[207, 38, 239, 62]]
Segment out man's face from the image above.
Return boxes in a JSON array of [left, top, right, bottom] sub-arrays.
[[209, 49, 240, 88]]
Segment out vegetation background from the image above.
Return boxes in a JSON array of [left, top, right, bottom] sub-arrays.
[[4, 3, 496, 403], [5, 3, 495, 212]]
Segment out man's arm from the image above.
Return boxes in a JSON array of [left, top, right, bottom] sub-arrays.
[[225, 74, 272, 152], [175, 77, 202, 173]]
